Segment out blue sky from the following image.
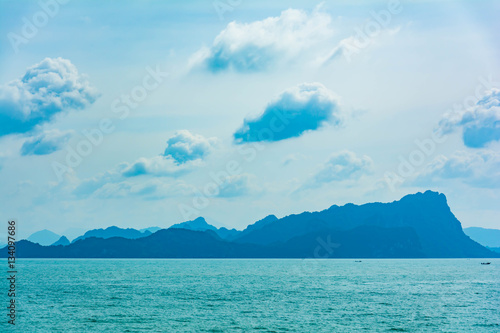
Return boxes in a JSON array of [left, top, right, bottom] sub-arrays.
[[0, 0, 499, 238]]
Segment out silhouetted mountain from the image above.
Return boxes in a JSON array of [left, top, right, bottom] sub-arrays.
[[216, 227, 240, 240], [463, 227, 500, 248], [27, 230, 61, 246], [267, 226, 425, 258], [4, 226, 426, 258], [3, 191, 497, 258], [72, 226, 151, 243], [51, 236, 70, 246], [232, 191, 494, 258], [6, 230, 261, 258], [170, 217, 217, 232], [170, 217, 240, 240]]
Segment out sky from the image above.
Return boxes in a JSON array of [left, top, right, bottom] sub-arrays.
[[0, 0, 499, 239]]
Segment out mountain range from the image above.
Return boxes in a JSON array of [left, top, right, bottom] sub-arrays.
[[71, 226, 154, 243], [4, 191, 498, 258]]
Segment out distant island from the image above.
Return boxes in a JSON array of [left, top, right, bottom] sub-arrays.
[[2, 191, 498, 258]]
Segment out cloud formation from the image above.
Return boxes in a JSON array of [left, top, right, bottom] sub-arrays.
[[234, 82, 341, 143], [20, 130, 73, 156], [73, 159, 195, 198], [439, 89, 500, 148], [413, 150, 500, 188], [122, 156, 194, 178], [74, 131, 215, 197], [163, 130, 217, 164], [190, 8, 333, 73], [0, 57, 99, 137]]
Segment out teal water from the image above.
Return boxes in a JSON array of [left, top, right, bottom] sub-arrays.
[[2, 259, 499, 332]]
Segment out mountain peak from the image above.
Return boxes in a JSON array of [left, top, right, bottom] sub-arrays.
[[403, 190, 445, 201], [51, 236, 70, 246], [170, 217, 217, 231], [193, 216, 208, 224], [27, 229, 61, 246]]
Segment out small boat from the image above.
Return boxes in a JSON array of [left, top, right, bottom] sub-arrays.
[[355, 260, 362, 263], [481, 262, 491, 265]]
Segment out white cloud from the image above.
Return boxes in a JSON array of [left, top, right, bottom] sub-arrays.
[[234, 82, 342, 143], [74, 131, 216, 197], [0, 57, 99, 137], [122, 156, 196, 178], [163, 130, 217, 164], [190, 7, 333, 73]]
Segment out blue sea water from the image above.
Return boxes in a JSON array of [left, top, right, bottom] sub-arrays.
[[2, 259, 499, 332]]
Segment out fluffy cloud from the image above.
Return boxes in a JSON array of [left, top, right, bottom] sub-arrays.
[[0, 57, 99, 137], [190, 7, 333, 73], [163, 130, 217, 164], [234, 82, 341, 143], [122, 131, 216, 177], [438, 89, 500, 148], [20, 130, 73, 156], [413, 150, 500, 188], [74, 131, 215, 197], [122, 156, 195, 178]]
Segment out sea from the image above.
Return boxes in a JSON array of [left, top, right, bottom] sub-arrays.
[[3, 259, 499, 332]]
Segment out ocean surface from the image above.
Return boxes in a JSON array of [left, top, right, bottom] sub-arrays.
[[3, 259, 499, 332]]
